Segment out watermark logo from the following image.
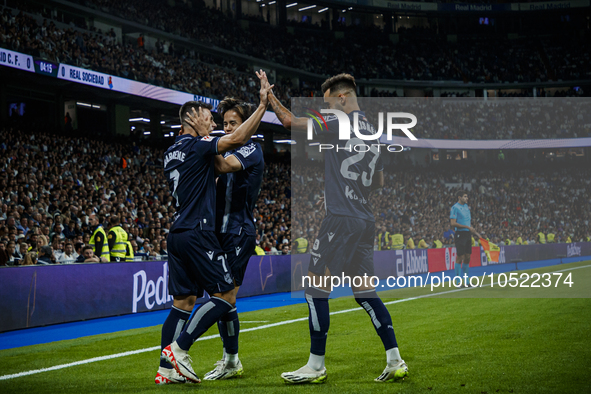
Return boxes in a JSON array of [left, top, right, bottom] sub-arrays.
[[306, 109, 418, 141]]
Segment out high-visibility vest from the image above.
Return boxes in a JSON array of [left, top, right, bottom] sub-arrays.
[[418, 239, 428, 249], [294, 237, 308, 254], [110, 226, 128, 259], [378, 232, 391, 251], [547, 233, 555, 243], [516, 237, 523, 245], [125, 241, 134, 261], [391, 234, 404, 250], [505, 238, 511, 246], [255, 245, 265, 255], [537, 232, 546, 244], [89, 226, 110, 259], [434, 240, 443, 248], [566, 236, 572, 244], [406, 238, 415, 249]]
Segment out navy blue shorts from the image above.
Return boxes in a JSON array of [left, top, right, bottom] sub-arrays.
[[167, 228, 235, 297], [218, 232, 256, 287], [309, 214, 375, 277]]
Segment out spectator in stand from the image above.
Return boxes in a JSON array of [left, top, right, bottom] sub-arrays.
[[159, 239, 168, 257], [76, 245, 100, 263], [37, 245, 56, 265], [59, 242, 78, 264]]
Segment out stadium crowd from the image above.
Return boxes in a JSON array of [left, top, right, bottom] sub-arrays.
[[1, 123, 589, 266], [0, 127, 292, 266], [2, 1, 590, 111], [292, 162, 591, 252]]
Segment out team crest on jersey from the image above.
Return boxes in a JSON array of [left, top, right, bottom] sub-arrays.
[[237, 143, 256, 158], [206, 251, 214, 260], [313, 239, 319, 250]]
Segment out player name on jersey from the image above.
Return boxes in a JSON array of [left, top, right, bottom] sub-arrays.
[[164, 150, 186, 167]]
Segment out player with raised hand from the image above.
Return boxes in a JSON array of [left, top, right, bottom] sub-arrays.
[[156, 71, 272, 385], [260, 72, 409, 384], [192, 97, 265, 381]]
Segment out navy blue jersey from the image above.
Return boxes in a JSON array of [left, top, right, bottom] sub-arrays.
[[164, 134, 220, 232], [216, 140, 264, 235], [312, 110, 383, 222]]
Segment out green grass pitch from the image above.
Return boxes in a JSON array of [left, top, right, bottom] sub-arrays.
[[1, 261, 590, 393]]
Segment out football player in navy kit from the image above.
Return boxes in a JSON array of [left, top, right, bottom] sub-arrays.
[[197, 97, 265, 381], [263, 73, 409, 384], [156, 71, 272, 385]]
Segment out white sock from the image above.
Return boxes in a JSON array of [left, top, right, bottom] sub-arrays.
[[222, 347, 227, 361], [386, 347, 402, 366], [226, 352, 239, 367], [306, 353, 325, 371]]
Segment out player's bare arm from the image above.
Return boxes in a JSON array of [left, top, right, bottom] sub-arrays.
[[214, 155, 242, 174], [371, 170, 384, 191], [257, 73, 307, 131], [219, 70, 273, 154]]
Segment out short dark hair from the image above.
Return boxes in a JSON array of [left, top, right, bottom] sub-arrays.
[[74, 242, 84, 252], [110, 216, 120, 226], [179, 101, 213, 127], [321, 73, 357, 96], [217, 97, 254, 123], [82, 245, 93, 253], [457, 190, 467, 198]]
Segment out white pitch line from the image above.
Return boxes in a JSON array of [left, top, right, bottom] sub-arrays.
[[2, 263, 589, 381]]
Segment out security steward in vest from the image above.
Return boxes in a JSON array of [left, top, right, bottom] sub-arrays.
[[294, 231, 308, 254], [88, 214, 109, 262], [391, 229, 404, 250], [378, 226, 391, 251], [108, 216, 128, 262], [537, 232, 546, 244], [547, 230, 555, 243]]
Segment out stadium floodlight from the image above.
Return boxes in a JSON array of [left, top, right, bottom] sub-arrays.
[[286, 2, 298, 7], [342, 9, 346, 12], [76, 102, 92, 107], [299, 5, 316, 11], [348, 6, 353, 9], [160, 121, 165, 124], [318, 7, 328, 12], [274, 139, 296, 144], [170, 125, 182, 129], [129, 118, 150, 122], [269, 1, 276, 4], [261, 3, 266, 6], [92, 105, 101, 109], [254, 134, 264, 138], [143, 131, 151, 135]]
